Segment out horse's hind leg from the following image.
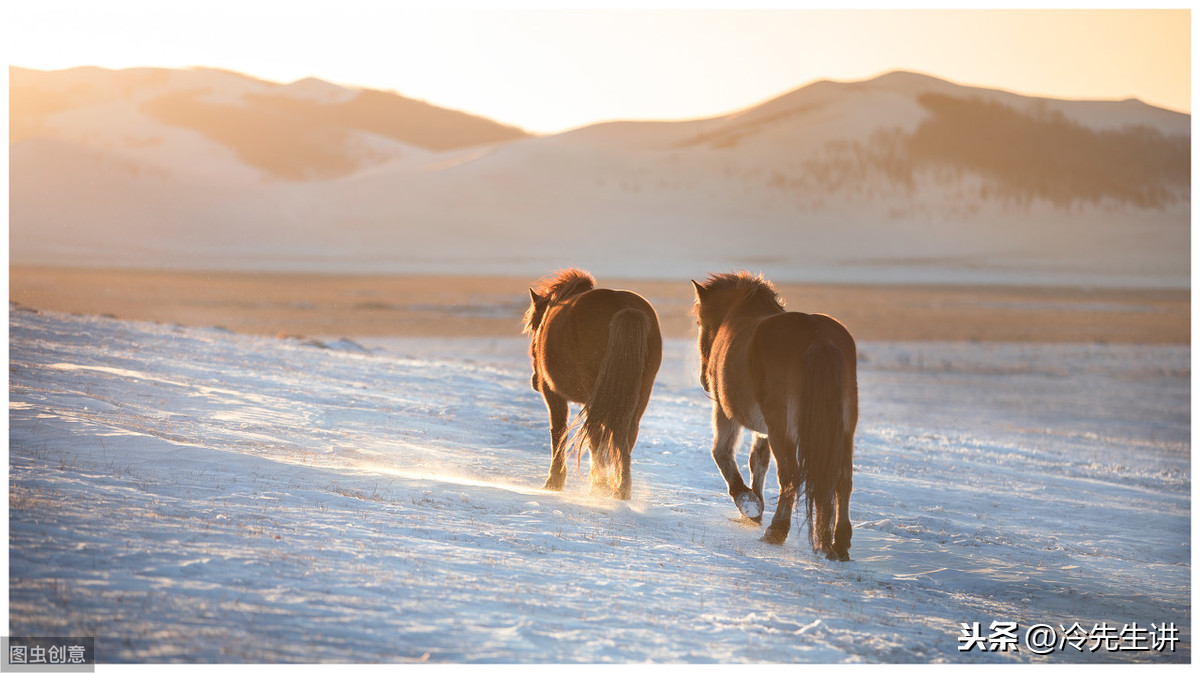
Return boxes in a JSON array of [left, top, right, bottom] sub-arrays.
[[809, 455, 848, 560], [710, 408, 762, 520], [542, 392, 569, 491], [610, 420, 643, 501], [809, 459, 838, 558], [813, 494, 835, 559], [748, 433, 771, 523], [610, 390, 650, 501], [585, 418, 621, 496], [614, 444, 632, 500], [588, 441, 614, 495], [762, 424, 799, 545], [832, 462, 853, 561]]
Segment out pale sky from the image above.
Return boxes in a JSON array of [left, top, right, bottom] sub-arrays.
[[5, 3, 1192, 134]]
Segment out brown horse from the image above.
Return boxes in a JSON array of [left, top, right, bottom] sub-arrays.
[[523, 269, 662, 500], [692, 272, 857, 560]]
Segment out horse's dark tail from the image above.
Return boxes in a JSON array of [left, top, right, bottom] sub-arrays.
[[794, 340, 848, 551], [574, 308, 652, 479]]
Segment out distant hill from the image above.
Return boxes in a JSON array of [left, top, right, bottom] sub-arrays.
[[11, 66, 530, 180], [9, 66, 1190, 288]]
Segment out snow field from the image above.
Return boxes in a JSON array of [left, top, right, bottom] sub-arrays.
[[7, 307, 1190, 663]]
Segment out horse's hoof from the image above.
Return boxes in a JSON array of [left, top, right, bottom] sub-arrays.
[[762, 526, 788, 545], [542, 479, 564, 492], [821, 547, 851, 562], [734, 491, 764, 520]]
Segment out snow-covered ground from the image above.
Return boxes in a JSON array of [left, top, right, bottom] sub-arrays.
[[7, 306, 1190, 663]]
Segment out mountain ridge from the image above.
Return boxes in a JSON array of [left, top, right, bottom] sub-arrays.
[[8, 65, 1190, 288]]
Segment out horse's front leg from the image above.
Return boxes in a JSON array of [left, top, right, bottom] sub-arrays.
[[541, 389, 569, 491], [710, 407, 763, 520], [748, 433, 771, 522]]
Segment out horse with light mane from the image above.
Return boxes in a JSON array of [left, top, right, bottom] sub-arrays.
[[524, 269, 662, 500], [692, 271, 857, 560]]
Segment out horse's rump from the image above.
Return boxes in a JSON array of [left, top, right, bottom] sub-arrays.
[[751, 313, 856, 540], [572, 307, 657, 465]]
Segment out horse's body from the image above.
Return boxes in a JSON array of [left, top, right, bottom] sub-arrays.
[[524, 269, 662, 499], [692, 272, 857, 560]]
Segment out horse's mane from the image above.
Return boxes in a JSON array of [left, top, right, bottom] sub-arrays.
[[523, 268, 597, 333], [533, 268, 596, 301], [693, 271, 786, 312]]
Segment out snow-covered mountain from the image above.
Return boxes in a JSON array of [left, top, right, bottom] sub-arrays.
[[9, 66, 1190, 287]]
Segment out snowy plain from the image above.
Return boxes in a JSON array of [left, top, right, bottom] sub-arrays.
[[7, 305, 1191, 664]]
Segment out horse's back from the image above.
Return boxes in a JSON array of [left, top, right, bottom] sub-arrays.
[[559, 288, 662, 353], [572, 288, 659, 323], [751, 312, 855, 365]]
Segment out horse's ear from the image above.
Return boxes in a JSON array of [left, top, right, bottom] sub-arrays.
[[529, 288, 541, 303], [691, 279, 706, 299]]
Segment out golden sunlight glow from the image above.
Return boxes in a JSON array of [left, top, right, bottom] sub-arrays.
[[6, 5, 1190, 134]]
